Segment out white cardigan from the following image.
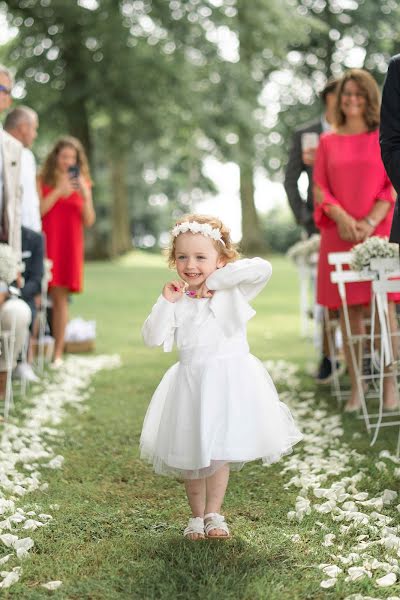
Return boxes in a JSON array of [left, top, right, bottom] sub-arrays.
[[142, 257, 272, 352]]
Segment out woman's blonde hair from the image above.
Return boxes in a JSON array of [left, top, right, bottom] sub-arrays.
[[334, 69, 380, 131], [167, 213, 240, 268], [39, 136, 92, 186]]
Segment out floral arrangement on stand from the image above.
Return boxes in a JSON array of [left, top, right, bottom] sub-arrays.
[[0, 244, 19, 293], [350, 236, 399, 272], [286, 234, 321, 265]]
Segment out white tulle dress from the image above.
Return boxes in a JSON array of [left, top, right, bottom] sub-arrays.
[[140, 258, 302, 479]]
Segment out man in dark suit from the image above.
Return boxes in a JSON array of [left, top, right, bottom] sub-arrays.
[[13, 226, 44, 383], [284, 78, 339, 236], [380, 54, 400, 243], [284, 78, 340, 383]]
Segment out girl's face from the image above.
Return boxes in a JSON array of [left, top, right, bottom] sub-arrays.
[[175, 232, 226, 290], [340, 79, 366, 122], [56, 146, 78, 172]]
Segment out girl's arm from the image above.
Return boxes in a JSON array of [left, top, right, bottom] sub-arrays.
[[142, 295, 176, 348], [206, 258, 272, 301]]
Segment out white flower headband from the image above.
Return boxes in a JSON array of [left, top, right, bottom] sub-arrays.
[[171, 221, 226, 246]]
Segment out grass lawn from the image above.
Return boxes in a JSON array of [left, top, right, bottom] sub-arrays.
[[4, 252, 400, 599]]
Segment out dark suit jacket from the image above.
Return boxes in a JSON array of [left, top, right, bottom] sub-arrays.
[[284, 118, 322, 237], [20, 226, 44, 303], [380, 54, 400, 243]]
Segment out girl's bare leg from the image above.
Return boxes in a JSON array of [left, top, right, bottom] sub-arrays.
[[49, 286, 69, 361], [205, 464, 230, 537], [340, 304, 365, 410], [184, 478, 206, 540]]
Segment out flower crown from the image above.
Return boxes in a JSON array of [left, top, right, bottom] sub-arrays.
[[171, 221, 226, 246]]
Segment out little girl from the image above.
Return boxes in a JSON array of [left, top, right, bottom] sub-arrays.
[[140, 214, 302, 540]]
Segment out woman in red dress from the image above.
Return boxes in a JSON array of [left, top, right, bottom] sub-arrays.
[[313, 69, 397, 411], [38, 137, 95, 366]]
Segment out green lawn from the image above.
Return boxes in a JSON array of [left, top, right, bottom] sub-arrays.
[[4, 252, 400, 599]]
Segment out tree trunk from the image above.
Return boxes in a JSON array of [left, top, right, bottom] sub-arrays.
[[239, 161, 266, 254], [110, 154, 132, 257]]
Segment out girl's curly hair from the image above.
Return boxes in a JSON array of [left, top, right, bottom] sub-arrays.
[[167, 214, 240, 268]]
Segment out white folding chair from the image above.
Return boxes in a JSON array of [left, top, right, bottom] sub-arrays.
[[368, 258, 400, 452], [34, 258, 53, 373], [0, 311, 17, 420]]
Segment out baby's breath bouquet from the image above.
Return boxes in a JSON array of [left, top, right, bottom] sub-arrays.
[[287, 234, 320, 265], [0, 244, 18, 292], [350, 236, 398, 272]]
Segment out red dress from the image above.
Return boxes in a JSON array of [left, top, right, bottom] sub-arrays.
[[313, 130, 395, 309], [41, 183, 85, 293]]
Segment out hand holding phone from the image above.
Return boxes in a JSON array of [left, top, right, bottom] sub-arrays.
[[68, 165, 80, 190]]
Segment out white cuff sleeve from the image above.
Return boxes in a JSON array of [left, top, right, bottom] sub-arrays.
[[141, 295, 176, 350], [206, 258, 272, 301]]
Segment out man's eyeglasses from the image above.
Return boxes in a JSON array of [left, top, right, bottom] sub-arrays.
[[0, 85, 11, 95]]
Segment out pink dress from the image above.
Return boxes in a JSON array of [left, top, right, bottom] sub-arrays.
[[313, 130, 395, 309]]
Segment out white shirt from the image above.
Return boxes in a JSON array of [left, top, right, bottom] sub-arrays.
[[20, 147, 41, 232]]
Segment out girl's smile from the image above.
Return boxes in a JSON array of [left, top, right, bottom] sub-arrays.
[[175, 232, 226, 290]]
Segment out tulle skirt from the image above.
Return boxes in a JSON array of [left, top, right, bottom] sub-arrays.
[[140, 351, 303, 479]]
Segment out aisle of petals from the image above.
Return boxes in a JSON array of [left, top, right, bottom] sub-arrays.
[[0, 354, 121, 590], [265, 360, 400, 600]]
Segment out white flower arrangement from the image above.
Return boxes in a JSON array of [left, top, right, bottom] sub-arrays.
[[0, 244, 19, 291], [350, 236, 399, 272], [286, 234, 321, 265], [171, 221, 226, 245]]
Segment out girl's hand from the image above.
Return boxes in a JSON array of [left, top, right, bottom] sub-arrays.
[[56, 173, 75, 197], [162, 280, 185, 303]]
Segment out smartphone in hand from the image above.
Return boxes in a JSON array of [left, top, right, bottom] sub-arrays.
[[68, 165, 80, 190], [68, 165, 80, 179]]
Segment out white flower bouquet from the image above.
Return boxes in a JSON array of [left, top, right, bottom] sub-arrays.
[[287, 234, 321, 265], [350, 236, 399, 272], [0, 244, 18, 292]]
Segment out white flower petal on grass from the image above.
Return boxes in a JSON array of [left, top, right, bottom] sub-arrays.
[[23, 519, 44, 530], [345, 566, 372, 581], [322, 565, 342, 577], [41, 580, 62, 590], [376, 461, 388, 472], [353, 492, 369, 501], [376, 572, 397, 587], [45, 455, 64, 469], [323, 533, 336, 547], [290, 534, 301, 543], [0, 567, 22, 589], [0, 534, 18, 548], [382, 490, 398, 505], [0, 555, 11, 565], [359, 497, 384, 510], [320, 578, 337, 588], [315, 500, 336, 514], [15, 537, 34, 559]]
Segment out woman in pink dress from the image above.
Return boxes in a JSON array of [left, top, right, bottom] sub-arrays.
[[313, 69, 397, 412], [38, 137, 95, 366]]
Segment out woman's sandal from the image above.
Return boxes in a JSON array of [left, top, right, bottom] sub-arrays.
[[204, 512, 230, 539], [183, 517, 205, 540]]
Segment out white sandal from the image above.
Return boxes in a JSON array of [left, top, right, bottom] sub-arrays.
[[183, 516, 205, 540], [204, 512, 230, 539]]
